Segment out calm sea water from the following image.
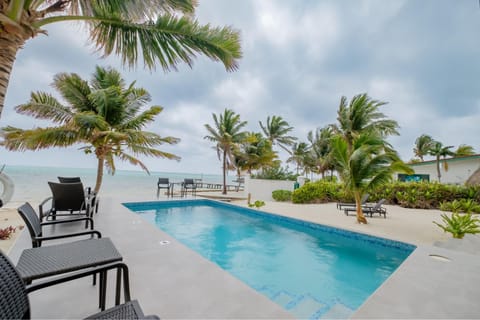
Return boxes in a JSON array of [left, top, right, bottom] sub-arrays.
[[127, 200, 413, 319], [1, 165, 230, 205]]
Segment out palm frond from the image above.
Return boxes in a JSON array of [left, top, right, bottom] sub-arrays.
[[14, 92, 73, 124], [88, 11, 241, 71], [53, 72, 95, 112]]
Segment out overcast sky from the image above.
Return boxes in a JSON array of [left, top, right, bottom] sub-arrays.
[[1, 0, 479, 175]]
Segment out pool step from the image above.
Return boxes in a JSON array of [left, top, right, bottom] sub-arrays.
[[286, 294, 326, 320]]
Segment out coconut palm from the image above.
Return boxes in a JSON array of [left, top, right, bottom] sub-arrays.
[[428, 141, 455, 182], [204, 108, 247, 194], [333, 93, 399, 152], [259, 115, 297, 154], [307, 125, 334, 178], [1, 66, 180, 193], [413, 134, 434, 161], [234, 132, 278, 175], [287, 142, 310, 175], [455, 144, 475, 157], [0, 0, 242, 118], [331, 133, 413, 224]]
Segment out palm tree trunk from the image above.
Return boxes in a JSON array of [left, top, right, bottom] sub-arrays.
[[94, 157, 105, 194], [0, 33, 26, 118], [222, 149, 227, 194], [436, 155, 441, 182], [355, 191, 368, 224]]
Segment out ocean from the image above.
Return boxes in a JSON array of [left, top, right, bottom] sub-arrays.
[[1, 165, 231, 206]]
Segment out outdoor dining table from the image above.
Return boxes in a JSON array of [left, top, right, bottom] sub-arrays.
[[16, 237, 123, 310]]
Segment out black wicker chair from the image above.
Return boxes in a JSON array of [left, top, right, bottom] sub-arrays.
[[0, 251, 159, 319], [58, 176, 100, 214], [181, 178, 197, 197], [18, 202, 96, 248], [157, 178, 171, 197], [40, 181, 94, 222]]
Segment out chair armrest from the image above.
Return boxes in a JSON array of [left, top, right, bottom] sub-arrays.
[[40, 216, 94, 230], [34, 230, 102, 242], [39, 197, 53, 221], [26, 261, 131, 302]]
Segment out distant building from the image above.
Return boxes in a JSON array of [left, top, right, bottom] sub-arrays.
[[403, 155, 480, 185]]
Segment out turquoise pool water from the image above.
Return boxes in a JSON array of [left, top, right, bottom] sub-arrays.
[[124, 200, 415, 319]]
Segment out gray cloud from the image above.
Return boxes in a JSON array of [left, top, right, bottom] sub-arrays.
[[1, 0, 479, 174]]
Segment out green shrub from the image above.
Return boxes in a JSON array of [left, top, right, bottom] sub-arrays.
[[433, 213, 480, 239], [248, 200, 265, 209], [272, 190, 292, 202], [292, 180, 344, 204], [439, 199, 480, 214]]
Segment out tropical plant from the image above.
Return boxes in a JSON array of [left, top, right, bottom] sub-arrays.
[[307, 125, 334, 178], [287, 142, 310, 174], [1, 66, 180, 193], [433, 213, 480, 239], [259, 115, 297, 153], [234, 132, 277, 174], [204, 108, 247, 194], [413, 134, 434, 161], [331, 133, 413, 224], [0, 0, 242, 118], [454, 144, 475, 157], [332, 93, 399, 152], [272, 190, 292, 202], [428, 141, 454, 183], [248, 200, 265, 209], [251, 164, 298, 181]]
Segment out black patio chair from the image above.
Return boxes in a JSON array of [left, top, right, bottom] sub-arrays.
[[58, 176, 100, 214], [41, 181, 94, 222], [343, 199, 387, 218], [336, 193, 370, 210], [157, 178, 171, 197], [0, 251, 158, 319], [181, 178, 197, 197], [18, 202, 95, 248]]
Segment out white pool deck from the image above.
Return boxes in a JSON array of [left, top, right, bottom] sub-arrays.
[[7, 191, 480, 319]]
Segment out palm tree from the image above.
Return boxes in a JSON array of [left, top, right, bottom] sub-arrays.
[[413, 134, 434, 161], [259, 115, 297, 154], [204, 108, 247, 194], [333, 93, 399, 152], [0, 0, 242, 118], [234, 132, 277, 175], [287, 142, 310, 175], [331, 133, 413, 224], [455, 144, 475, 157], [428, 141, 455, 182], [1, 66, 180, 193], [308, 125, 334, 178]]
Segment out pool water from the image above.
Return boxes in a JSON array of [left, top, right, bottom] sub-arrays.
[[124, 200, 415, 319]]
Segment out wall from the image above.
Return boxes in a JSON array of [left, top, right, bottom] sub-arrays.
[[244, 177, 296, 201], [409, 156, 480, 184]]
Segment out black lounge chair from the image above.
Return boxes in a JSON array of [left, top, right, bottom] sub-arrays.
[[337, 193, 369, 210], [0, 251, 158, 319], [181, 178, 197, 197], [157, 178, 171, 197], [18, 202, 95, 248], [41, 181, 94, 222], [58, 176, 100, 214], [343, 199, 387, 218]]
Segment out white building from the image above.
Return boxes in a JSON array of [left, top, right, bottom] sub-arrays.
[[405, 155, 480, 185]]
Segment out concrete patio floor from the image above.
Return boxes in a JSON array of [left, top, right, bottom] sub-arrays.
[[7, 192, 480, 319]]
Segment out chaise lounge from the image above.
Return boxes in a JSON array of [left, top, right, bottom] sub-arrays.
[[343, 199, 387, 218]]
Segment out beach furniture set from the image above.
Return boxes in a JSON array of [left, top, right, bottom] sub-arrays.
[[337, 194, 388, 218], [157, 177, 244, 198], [0, 177, 158, 319]]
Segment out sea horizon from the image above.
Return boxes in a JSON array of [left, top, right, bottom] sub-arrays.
[[1, 164, 234, 206]]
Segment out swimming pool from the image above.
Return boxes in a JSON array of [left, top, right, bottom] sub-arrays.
[[124, 199, 415, 319]]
